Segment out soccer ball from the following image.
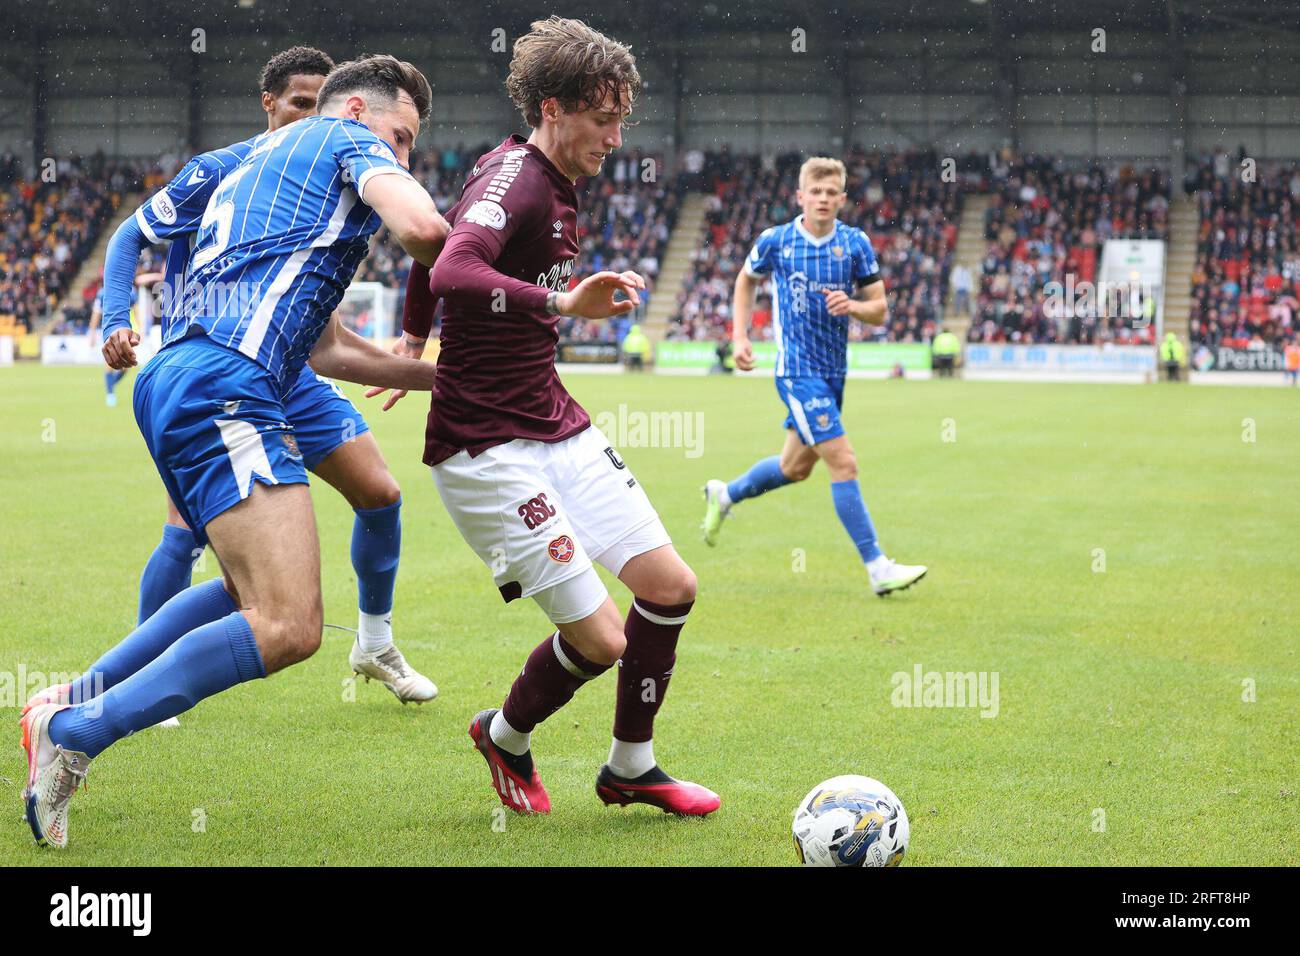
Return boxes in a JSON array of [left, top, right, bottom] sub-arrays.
[[792, 775, 909, 867]]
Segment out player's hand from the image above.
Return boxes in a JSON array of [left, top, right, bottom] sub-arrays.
[[364, 334, 426, 411], [558, 271, 645, 319], [103, 328, 140, 370], [823, 289, 854, 317], [732, 335, 755, 371]]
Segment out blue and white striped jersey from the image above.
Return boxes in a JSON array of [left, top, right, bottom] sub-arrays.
[[135, 135, 265, 338], [170, 115, 413, 392], [744, 215, 881, 377]]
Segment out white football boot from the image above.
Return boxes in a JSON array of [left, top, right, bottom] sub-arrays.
[[349, 639, 438, 703], [868, 556, 928, 596], [21, 702, 90, 849], [700, 479, 733, 547]]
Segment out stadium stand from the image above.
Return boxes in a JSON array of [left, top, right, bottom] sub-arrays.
[[0, 156, 159, 336], [1185, 154, 1300, 349], [965, 155, 1170, 345]]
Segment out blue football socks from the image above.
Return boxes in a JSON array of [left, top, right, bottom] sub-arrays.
[[137, 524, 200, 624], [49, 612, 265, 759], [69, 578, 235, 704], [351, 498, 401, 616], [830, 479, 883, 563], [726, 456, 792, 504]]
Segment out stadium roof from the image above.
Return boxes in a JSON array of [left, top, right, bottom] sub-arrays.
[[12, 0, 1300, 42]]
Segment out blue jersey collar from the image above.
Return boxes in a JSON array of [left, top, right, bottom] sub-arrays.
[[794, 215, 839, 247]]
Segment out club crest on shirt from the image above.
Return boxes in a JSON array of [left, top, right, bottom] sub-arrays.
[[281, 433, 302, 460], [464, 199, 507, 230], [547, 535, 575, 563], [832, 245, 844, 258]]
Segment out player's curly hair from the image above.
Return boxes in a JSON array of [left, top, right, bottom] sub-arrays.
[[316, 54, 432, 122], [506, 17, 641, 128], [259, 46, 335, 96]]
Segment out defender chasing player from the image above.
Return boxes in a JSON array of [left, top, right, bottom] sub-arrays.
[[701, 157, 927, 597], [96, 47, 435, 703], [21, 55, 449, 848], [395, 17, 719, 816]]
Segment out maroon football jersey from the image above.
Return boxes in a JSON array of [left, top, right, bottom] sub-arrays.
[[422, 135, 588, 466]]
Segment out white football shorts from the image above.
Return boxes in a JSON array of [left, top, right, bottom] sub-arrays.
[[431, 425, 671, 623]]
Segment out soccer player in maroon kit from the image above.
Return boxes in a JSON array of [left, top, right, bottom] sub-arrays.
[[394, 17, 719, 816]]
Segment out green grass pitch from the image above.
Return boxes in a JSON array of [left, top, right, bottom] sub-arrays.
[[1, 364, 1296, 865]]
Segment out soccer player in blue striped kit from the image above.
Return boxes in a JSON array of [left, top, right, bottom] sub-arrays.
[[701, 156, 927, 596], [20, 55, 449, 848], [90, 47, 435, 706]]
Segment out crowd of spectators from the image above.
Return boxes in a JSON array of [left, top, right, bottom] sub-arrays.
[[1, 152, 158, 335], [965, 153, 1169, 345], [667, 146, 960, 344], [1186, 151, 1300, 350]]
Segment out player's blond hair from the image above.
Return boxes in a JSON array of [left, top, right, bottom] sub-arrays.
[[799, 157, 847, 191]]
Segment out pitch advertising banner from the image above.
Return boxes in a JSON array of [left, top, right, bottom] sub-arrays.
[[655, 341, 932, 376], [964, 344, 1156, 383]]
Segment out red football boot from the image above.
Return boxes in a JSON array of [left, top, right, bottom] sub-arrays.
[[469, 709, 551, 815], [596, 764, 721, 816]]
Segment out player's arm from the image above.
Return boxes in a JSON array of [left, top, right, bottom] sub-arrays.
[[335, 125, 448, 266], [824, 278, 887, 326], [731, 269, 760, 371], [430, 157, 641, 320], [360, 173, 448, 267], [431, 227, 642, 319], [309, 314, 436, 393], [98, 215, 152, 369], [363, 261, 435, 411], [732, 229, 775, 372], [824, 230, 887, 326]]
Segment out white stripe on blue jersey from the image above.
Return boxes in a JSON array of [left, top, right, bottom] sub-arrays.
[[744, 215, 881, 377], [172, 115, 413, 393], [135, 135, 265, 338]]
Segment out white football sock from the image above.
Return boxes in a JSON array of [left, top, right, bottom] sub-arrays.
[[490, 711, 531, 756], [608, 738, 656, 779], [867, 554, 893, 577], [357, 611, 393, 654]]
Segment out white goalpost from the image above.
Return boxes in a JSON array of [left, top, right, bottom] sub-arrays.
[[336, 281, 399, 343]]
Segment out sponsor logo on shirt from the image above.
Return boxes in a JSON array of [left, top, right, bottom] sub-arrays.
[[151, 190, 177, 225], [537, 257, 576, 292], [464, 199, 507, 230]]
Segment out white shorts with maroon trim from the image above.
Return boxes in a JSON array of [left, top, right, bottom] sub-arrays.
[[431, 425, 671, 621]]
